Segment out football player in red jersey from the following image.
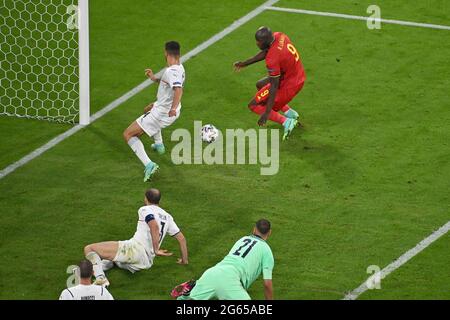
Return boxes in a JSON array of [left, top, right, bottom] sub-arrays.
[[234, 26, 306, 140]]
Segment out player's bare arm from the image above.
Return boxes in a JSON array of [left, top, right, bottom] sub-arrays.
[[234, 50, 267, 72], [173, 232, 189, 265], [148, 219, 173, 256], [263, 279, 273, 300], [169, 87, 183, 117], [145, 68, 160, 82], [258, 75, 280, 126]]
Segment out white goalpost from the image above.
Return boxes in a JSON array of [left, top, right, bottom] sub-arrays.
[[78, 0, 89, 125], [0, 0, 90, 125]]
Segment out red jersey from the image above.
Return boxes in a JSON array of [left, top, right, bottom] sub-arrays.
[[265, 32, 306, 88]]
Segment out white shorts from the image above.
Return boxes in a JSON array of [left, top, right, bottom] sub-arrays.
[[113, 239, 153, 273], [136, 110, 179, 137]]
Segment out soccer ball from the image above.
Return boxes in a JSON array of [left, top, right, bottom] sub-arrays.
[[201, 124, 219, 143]]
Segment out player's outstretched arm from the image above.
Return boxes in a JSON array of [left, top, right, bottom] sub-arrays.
[[173, 232, 188, 265], [145, 68, 160, 82], [234, 50, 267, 71], [263, 279, 273, 300]]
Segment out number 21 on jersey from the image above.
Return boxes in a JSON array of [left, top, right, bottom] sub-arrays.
[[233, 238, 257, 258]]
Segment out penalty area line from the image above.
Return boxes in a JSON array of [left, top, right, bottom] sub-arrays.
[[0, 0, 279, 180], [267, 6, 450, 31], [343, 220, 450, 300]]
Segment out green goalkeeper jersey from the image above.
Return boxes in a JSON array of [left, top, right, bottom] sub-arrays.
[[216, 234, 274, 290]]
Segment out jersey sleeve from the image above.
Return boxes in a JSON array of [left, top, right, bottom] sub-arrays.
[[59, 289, 74, 300], [262, 246, 275, 280], [265, 52, 281, 77], [167, 216, 181, 236], [103, 288, 114, 300], [140, 206, 155, 223], [167, 67, 184, 88]]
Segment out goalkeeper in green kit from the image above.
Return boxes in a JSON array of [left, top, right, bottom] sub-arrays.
[[174, 219, 274, 300]]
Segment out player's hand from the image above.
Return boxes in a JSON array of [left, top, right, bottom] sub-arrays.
[[168, 109, 177, 117], [233, 61, 246, 72], [258, 113, 269, 126], [145, 68, 157, 81], [156, 249, 173, 257], [177, 258, 188, 265]]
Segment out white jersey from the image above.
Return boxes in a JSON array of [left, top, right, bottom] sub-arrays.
[[132, 205, 181, 257], [151, 64, 185, 118], [59, 284, 114, 300]]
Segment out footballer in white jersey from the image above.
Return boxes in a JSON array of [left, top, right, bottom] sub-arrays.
[[83, 189, 189, 287], [123, 41, 185, 182], [59, 284, 113, 300], [59, 260, 114, 300]]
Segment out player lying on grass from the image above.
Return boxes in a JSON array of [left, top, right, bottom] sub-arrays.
[[234, 26, 306, 140], [123, 41, 185, 182], [174, 219, 274, 300], [84, 188, 188, 287], [59, 260, 114, 300]]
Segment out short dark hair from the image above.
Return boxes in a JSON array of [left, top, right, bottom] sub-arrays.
[[78, 259, 93, 279], [255, 26, 273, 48], [165, 41, 180, 56], [256, 219, 271, 235], [145, 188, 161, 204]]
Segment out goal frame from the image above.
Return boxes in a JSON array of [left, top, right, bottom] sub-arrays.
[[78, 0, 90, 125]]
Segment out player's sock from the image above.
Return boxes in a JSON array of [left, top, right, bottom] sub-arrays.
[[281, 105, 290, 113], [153, 131, 163, 145], [151, 131, 165, 155], [281, 105, 299, 119], [250, 105, 286, 125], [86, 252, 106, 279], [127, 136, 151, 166]]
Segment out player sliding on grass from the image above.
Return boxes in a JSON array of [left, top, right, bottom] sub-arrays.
[[234, 26, 306, 140], [174, 219, 274, 300], [123, 41, 185, 182], [84, 188, 188, 287]]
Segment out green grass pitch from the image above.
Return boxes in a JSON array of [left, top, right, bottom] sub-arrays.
[[0, 0, 449, 299]]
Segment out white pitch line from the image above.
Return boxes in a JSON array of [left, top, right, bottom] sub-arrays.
[[0, 0, 279, 180], [267, 6, 450, 31], [343, 220, 450, 300]]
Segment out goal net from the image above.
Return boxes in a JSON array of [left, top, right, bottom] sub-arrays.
[[0, 0, 90, 124]]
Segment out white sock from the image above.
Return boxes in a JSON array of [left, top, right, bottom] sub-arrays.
[[86, 252, 106, 279], [153, 131, 163, 145], [128, 136, 151, 166]]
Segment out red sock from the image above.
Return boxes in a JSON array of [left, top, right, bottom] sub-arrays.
[[250, 105, 286, 125], [280, 105, 290, 113]]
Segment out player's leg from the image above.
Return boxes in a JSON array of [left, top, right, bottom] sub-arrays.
[[218, 284, 251, 300], [280, 104, 299, 120], [213, 267, 251, 300], [123, 121, 153, 166], [112, 239, 153, 273], [150, 111, 179, 155], [101, 260, 114, 271], [177, 267, 219, 300], [280, 81, 305, 120], [124, 114, 161, 181], [151, 131, 165, 155], [84, 241, 119, 286], [271, 86, 302, 140], [248, 84, 287, 125]]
